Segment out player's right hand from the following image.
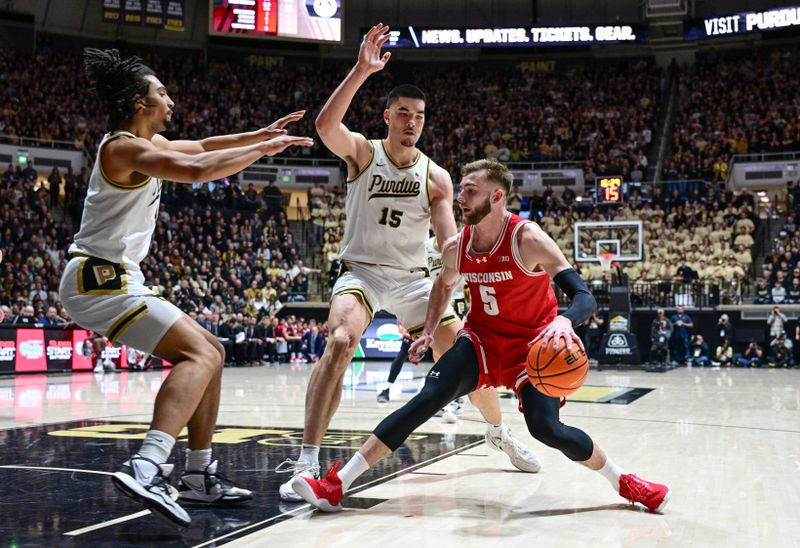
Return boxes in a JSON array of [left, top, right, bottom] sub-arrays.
[[357, 23, 392, 74], [261, 135, 314, 156], [408, 333, 432, 364]]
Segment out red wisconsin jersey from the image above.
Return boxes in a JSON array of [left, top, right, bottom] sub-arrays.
[[458, 213, 557, 339]]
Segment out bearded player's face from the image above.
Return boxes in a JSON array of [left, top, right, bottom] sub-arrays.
[[458, 171, 497, 225]]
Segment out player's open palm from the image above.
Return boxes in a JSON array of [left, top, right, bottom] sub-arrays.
[[531, 315, 584, 351], [261, 135, 314, 156], [357, 23, 392, 74], [265, 110, 307, 135]]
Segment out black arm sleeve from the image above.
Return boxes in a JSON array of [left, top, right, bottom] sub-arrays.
[[553, 268, 597, 327]]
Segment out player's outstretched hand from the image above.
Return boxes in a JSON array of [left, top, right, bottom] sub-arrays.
[[261, 135, 314, 156], [530, 315, 584, 351], [357, 23, 392, 75], [408, 333, 433, 364], [264, 110, 307, 136]]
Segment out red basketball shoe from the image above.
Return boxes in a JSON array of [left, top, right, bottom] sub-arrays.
[[291, 461, 344, 512], [619, 473, 671, 512]]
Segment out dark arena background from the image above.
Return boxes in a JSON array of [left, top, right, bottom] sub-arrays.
[[0, 0, 798, 546]]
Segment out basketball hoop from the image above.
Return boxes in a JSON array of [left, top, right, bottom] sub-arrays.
[[599, 252, 617, 272]]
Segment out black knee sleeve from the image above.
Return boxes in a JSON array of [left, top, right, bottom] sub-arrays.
[[374, 337, 479, 451], [520, 383, 594, 461]]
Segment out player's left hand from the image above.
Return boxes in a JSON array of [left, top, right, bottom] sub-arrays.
[[263, 110, 307, 138], [408, 333, 433, 364], [531, 315, 584, 351]]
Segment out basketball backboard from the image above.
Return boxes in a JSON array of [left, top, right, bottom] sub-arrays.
[[573, 221, 643, 263]]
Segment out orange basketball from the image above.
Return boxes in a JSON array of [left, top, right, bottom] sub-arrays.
[[526, 337, 589, 397]]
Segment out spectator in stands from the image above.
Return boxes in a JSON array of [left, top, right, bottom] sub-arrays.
[[688, 334, 711, 367], [767, 306, 788, 339], [754, 278, 771, 304], [300, 319, 325, 363], [506, 186, 523, 215], [771, 281, 787, 304], [670, 305, 694, 365], [38, 306, 64, 326], [584, 310, 605, 360], [737, 340, 764, 368], [11, 305, 36, 326], [714, 339, 734, 367]]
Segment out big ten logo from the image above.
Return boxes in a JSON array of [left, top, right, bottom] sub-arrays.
[[46, 340, 72, 361], [0, 341, 15, 361], [518, 60, 556, 73], [246, 55, 285, 69], [94, 264, 118, 285], [564, 346, 586, 365]]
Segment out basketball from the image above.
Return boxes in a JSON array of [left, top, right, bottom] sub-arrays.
[[526, 338, 589, 397]]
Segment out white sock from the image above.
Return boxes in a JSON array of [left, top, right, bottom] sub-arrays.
[[137, 430, 175, 464], [299, 444, 320, 466], [186, 448, 212, 471], [598, 456, 626, 491], [487, 422, 504, 436], [338, 452, 369, 491]]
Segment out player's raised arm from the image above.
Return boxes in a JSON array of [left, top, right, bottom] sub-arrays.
[[428, 164, 459, 248], [408, 235, 461, 363], [153, 111, 307, 154], [315, 23, 391, 176], [518, 223, 596, 349], [106, 134, 314, 185]]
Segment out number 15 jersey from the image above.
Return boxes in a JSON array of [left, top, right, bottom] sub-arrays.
[[339, 139, 432, 268]]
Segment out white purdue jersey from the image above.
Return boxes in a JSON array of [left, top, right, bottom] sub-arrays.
[[339, 139, 432, 268], [424, 236, 465, 299], [69, 131, 162, 269]]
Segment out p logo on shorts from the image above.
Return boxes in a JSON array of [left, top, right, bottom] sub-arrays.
[[78, 257, 127, 295]]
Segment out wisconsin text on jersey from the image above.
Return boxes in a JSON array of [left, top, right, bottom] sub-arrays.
[[462, 271, 514, 283], [367, 174, 422, 200]]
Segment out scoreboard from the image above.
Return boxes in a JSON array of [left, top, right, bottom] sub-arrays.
[[596, 176, 624, 204], [210, 0, 342, 44]]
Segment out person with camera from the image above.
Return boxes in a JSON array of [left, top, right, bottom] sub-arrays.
[[718, 314, 734, 347], [737, 340, 764, 368], [688, 334, 711, 367], [767, 306, 788, 339], [768, 331, 793, 368], [714, 339, 734, 367], [649, 315, 672, 366]]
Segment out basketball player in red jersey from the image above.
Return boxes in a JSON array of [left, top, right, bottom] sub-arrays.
[[292, 159, 670, 513]]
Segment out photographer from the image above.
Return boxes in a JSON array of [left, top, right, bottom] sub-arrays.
[[649, 318, 672, 365], [688, 334, 711, 367], [718, 314, 734, 347], [714, 339, 734, 367], [768, 332, 793, 368], [737, 340, 764, 368], [767, 306, 788, 339]]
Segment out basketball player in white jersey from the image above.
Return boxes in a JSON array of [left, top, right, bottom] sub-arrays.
[[59, 49, 313, 527], [278, 24, 540, 502]]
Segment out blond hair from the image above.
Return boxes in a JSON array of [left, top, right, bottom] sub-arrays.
[[461, 159, 513, 194]]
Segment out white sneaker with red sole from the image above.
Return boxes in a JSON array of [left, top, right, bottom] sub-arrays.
[[291, 461, 344, 512]]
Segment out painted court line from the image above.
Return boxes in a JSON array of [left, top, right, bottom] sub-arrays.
[[0, 464, 114, 476], [63, 510, 151, 536]]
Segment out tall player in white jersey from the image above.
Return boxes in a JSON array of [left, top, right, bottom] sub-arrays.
[[59, 49, 313, 527], [278, 24, 540, 502]]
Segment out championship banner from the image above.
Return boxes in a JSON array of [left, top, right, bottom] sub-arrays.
[[102, 0, 122, 23], [144, 0, 166, 27], [122, 0, 144, 25], [164, 0, 185, 32]]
